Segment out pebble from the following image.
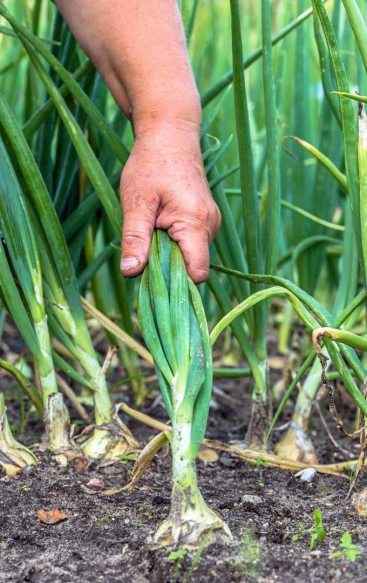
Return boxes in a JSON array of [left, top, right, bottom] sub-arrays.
[[219, 454, 238, 468], [295, 468, 317, 483], [241, 494, 264, 506]]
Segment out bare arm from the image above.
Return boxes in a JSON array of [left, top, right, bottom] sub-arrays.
[[55, 0, 220, 283]]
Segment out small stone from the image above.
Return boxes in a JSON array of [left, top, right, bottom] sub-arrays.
[[86, 479, 105, 490], [295, 468, 317, 482], [23, 465, 36, 477], [219, 454, 238, 468], [152, 495, 170, 505], [241, 494, 264, 506]]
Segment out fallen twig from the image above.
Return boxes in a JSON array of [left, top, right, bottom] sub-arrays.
[[119, 403, 360, 478]]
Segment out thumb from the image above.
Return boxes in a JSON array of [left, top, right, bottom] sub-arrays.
[[120, 198, 158, 277]]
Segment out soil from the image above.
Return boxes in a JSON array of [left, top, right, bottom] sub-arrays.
[[1, 370, 367, 582]]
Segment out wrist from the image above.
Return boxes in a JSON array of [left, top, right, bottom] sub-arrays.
[[132, 93, 201, 141], [133, 111, 202, 154], [132, 119, 202, 160]]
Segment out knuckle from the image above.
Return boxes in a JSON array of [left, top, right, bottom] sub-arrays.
[[184, 204, 211, 226], [122, 229, 150, 248], [199, 206, 211, 223], [192, 198, 219, 225], [121, 184, 160, 211]]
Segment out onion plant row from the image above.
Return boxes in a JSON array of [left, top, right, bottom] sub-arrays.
[[1, 0, 367, 548]]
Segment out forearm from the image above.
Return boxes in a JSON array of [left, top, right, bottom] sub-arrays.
[[55, 0, 220, 283], [54, 0, 201, 134]]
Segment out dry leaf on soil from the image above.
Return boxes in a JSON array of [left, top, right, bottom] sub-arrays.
[[36, 508, 68, 524], [86, 479, 105, 489], [198, 446, 219, 463]]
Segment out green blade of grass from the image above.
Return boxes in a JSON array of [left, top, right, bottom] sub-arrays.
[[0, 240, 40, 359], [342, 0, 367, 75], [19, 39, 122, 235], [312, 0, 361, 257], [0, 358, 43, 414], [0, 3, 129, 164], [262, 0, 281, 274], [230, 0, 266, 365], [189, 279, 213, 456], [283, 136, 348, 192], [201, 4, 316, 107]]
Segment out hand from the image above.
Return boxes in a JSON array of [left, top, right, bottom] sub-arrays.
[[120, 122, 221, 284]]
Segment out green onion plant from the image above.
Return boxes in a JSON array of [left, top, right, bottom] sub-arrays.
[[138, 231, 231, 547]]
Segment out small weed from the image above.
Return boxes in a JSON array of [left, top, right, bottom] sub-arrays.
[[291, 522, 305, 543], [20, 484, 30, 492], [225, 528, 261, 579], [255, 456, 268, 468], [319, 485, 332, 493], [258, 479, 266, 488], [292, 508, 326, 550], [167, 533, 211, 582], [330, 532, 362, 562], [118, 453, 137, 464], [168, 548, 187, 571], [345, 464, 356, 485], [95, 514, 113, 525], [309, 508, 326, 550], [182, 531, 212, 583]]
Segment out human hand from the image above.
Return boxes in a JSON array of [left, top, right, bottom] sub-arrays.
[[120, 121, 221, 284]]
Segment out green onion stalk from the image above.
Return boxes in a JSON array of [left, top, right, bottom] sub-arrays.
[[34, 318, 74, 460], [138, 231, 231, 547], [0, 392, 37, 475], [0, 135, 75, 463], [61, 331, 139, 461], [275, 355, 324, 464], [76, 369, 138, 461], [0, 91, 138, 462], [225, 0, 281, 448], [0, 4, 139, 458], [276, 56, 367, 463], [83, 219, 147, 405], [33, 226, 139, 461], [275, 206, 359, 463]]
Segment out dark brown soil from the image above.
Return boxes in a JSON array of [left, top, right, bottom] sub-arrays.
[[1, 374, 367, 582]]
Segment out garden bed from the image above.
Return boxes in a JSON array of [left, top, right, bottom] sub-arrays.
[[1, 378, 366, 583]]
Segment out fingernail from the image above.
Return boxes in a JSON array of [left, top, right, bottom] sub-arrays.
[[121, 256, 140, 271]]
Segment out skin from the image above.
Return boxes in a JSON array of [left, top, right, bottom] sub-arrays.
[[54, 0, 221, 283]]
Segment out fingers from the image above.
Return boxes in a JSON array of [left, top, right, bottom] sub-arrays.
[[169, 227, 211, 283], [167, 199, 221, 283], [120, 138, 221, 281], [120, 192, 159, 277]]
